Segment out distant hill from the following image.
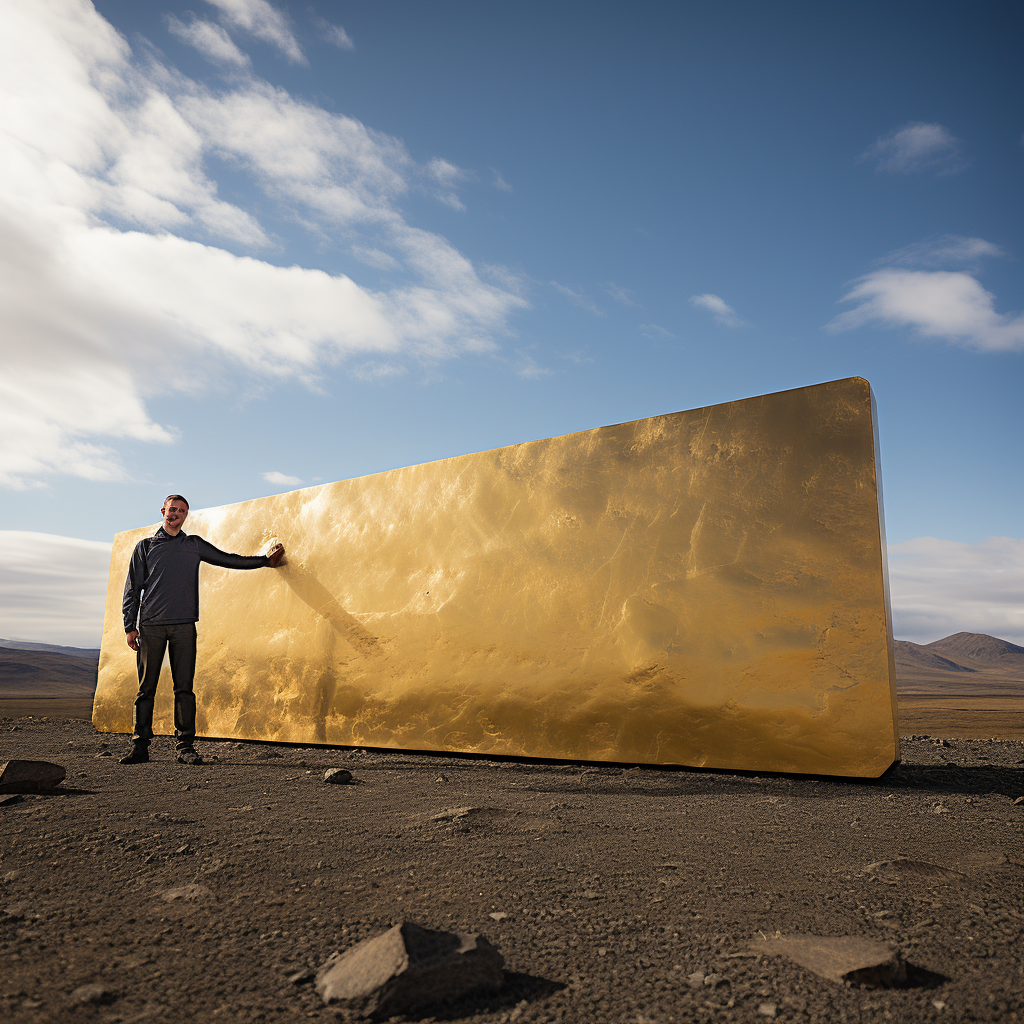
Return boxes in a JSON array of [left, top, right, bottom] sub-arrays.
[[0, 638, 100, 660], [893, 640, 974, 674], [0, 642, 99, 698], [894, 632, 1024, 702], [924, 632, 1024, 663]]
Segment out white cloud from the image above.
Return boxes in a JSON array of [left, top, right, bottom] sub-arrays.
[[640, 323, 675, 340], [859, 122, 964, 175], [888, 536, 1024, 646], [882, 235, 1004, 270], [828, 269, 1024, 352], [689, 293, 747, 328], [0, 2, 527, 489], [167, 15, 250, 67], [513, 350, 553, 379], [550, 281, 604, 317], [605, 282, 636, 307], [312, 16, 354, 51], [492, 169, 513, 193], [203, 0, 305, 64], [0, 531, 112, 647], [261, 470, 302, 486], [349, 361, 407, 381]]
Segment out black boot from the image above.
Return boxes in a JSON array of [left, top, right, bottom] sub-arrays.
[[119, 742, 149, 764]]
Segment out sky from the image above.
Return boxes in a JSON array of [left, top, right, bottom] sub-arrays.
[[1, 0, 1022, 648]]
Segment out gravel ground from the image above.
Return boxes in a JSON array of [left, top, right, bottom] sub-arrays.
[[1, 717, 1022, 1024]]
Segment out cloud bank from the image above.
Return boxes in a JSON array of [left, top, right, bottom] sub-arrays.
[[888, 536, 1024, 645], [0, 1, 526, 489], [0, 531, 112, 648]]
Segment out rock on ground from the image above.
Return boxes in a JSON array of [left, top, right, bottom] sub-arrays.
[[0, 760, 65, 794], [315, 921, 504, 1018]]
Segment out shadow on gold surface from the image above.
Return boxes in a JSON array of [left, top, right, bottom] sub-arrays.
[[94, 377, 899, 776]]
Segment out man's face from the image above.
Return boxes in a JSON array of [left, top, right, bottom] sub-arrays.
[[161, 500, 189, 532]]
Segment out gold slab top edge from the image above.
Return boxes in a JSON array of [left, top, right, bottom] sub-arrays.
[[110, 376, 874, 539]]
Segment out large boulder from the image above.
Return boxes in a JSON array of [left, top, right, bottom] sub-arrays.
[[0, 760, 66, 794], [315, 921, 504, 1018]]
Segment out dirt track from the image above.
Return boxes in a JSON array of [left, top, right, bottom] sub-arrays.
[[2, 718, 1022, 1023]]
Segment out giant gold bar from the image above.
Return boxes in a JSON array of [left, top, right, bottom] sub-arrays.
[[94, 377, 899, 777]]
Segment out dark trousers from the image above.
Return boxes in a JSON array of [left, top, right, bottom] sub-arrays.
[[133, 622, 197, 751]]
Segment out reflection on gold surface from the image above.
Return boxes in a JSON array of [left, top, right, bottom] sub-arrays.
[[94, 377, 899, 777]]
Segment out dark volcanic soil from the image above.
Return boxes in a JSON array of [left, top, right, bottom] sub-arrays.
[[1, 719, 1022, 1024]]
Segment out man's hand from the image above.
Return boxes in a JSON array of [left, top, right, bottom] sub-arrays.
[[126, 630, 140, 651], [267, 543, 285, 567]]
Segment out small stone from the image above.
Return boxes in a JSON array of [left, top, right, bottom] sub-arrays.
[[324, 768, 353, 785], [581, 890, 599, 900], [597, 948, 608, 957], [160, 883, 213, 902], [95, 751, 113, 758], [703, 973, 724, 987], [315, 920, 503, 1017], [932, 1000, 946, 1010], [758, 1002, 777, 1017], [931, 801, 950, 814], [488, 912, 507, 921], [71, 983, 116, 1005], [0, 760, 66, 794], [288, 968, 315, 985], [687, 971, 705, 989]]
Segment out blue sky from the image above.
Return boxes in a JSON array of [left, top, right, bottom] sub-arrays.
[[1, 0, 1022, 646]]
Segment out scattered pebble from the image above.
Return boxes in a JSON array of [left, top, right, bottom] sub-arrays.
[[758, 1002, 777, 1017], [70, 983, 116, 1005], [324, 768, 353, 785], [160, 883, 213, 902], [489, 912, 507, 921]]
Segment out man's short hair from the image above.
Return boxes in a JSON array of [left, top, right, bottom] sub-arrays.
[[163, 494, 189, 509]]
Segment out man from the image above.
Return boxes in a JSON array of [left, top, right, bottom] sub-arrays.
[[120, 494, 285, 765]]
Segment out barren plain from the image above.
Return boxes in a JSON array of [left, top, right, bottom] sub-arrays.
[[2, 717, 1022, 1024]]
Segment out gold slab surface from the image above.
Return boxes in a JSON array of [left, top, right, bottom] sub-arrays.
[[94, 377, 899, 776]]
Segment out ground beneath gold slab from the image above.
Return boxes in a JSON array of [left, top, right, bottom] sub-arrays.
[[1, 717, 1022, 1024]]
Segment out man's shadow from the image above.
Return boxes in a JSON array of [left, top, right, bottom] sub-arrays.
[[270, 560, 390, 744]]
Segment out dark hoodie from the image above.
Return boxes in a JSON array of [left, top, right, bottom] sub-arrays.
[[122, 527, 269, 631]]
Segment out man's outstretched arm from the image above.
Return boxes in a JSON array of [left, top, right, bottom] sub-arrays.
[[196, 537, 285, 569]]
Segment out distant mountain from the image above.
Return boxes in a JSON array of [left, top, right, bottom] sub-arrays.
[[0, 646, 99, 698], [0, 638, 100, 660], [925, 632, 1024, 663], [893, 640, 974, 674], [894, 632, 1024, 701]]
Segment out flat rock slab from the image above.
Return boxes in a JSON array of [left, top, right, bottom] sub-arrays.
[[863, 857, 963, 882], [752, 933, 907, 988], [315, 920, 504, 1018], [0, 760, 66, 794]]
